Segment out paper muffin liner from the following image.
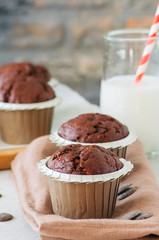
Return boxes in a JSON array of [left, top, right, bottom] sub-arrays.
[[0, 97, 61, 144], [38, 158, 133, 219], [0, 96, 61, 111], [0, 107, 54, 144], [48, 78, 59, 88], [50, 130, 137, 158]]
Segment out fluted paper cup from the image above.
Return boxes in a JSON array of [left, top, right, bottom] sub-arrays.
[[38, 158, 133, 219], [0, 97, 61, 145], [50, 130, 137, 159]]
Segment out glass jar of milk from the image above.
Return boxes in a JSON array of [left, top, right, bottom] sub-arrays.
[[100, 29, 159, 155]]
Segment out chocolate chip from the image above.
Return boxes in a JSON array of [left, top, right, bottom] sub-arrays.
[[0, 213, 13, 222], [135, 212, 152, 220], [118, 183, 132, 195], [121, 211, 153, 220], [121, 210, 141, 220], [117, 186, 136, 200], [0, 194, 2, 198]]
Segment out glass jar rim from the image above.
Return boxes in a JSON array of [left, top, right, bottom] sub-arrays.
[[104, 28, 159, 42]]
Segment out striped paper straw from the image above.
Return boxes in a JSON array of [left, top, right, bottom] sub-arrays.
[[135, 4, 159, 84]]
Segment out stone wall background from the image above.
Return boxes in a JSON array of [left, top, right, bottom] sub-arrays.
[[0, 0, 158, 104]]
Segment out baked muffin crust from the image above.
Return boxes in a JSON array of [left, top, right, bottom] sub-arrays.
[[47, 144, 123, 175], [58, 113, 129, 143], [0, 62, 55, 103]]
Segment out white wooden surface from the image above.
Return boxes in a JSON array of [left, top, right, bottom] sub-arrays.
[[0, 83, 158, 240]]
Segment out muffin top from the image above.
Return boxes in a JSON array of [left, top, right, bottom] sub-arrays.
[[0, 62, 55, 103], [47, 144, 123, 175], [58, 113, 129, 143]]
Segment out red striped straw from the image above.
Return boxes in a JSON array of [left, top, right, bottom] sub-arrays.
[[135, 4, 159, 84]]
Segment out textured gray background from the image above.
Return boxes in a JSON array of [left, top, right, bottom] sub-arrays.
[[0, 0, 158, 104]]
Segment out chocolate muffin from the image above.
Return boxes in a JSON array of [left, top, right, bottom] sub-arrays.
[[0, 62, 55, 103], [58, 113, 129, 143], [47, 144, 123, 175]]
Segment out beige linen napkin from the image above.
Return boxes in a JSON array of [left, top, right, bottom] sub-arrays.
[[11, 136, 159, 240]]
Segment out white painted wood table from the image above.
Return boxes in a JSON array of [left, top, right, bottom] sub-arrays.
[[0, 83, 158, 240]]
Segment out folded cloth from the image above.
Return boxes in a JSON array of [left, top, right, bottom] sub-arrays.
[[11, 136, 159, 240]]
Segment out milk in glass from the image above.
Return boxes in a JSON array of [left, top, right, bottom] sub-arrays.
[[100, 75, 159, 153]]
